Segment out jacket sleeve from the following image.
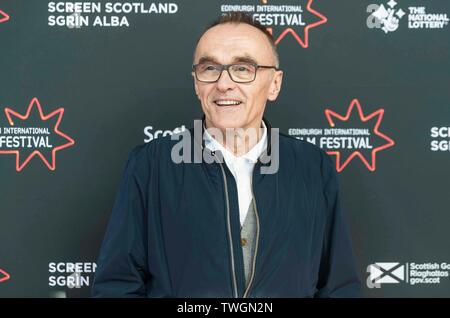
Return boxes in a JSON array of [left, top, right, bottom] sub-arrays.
[[91, 146, 150, 297], [314, 152, 361, 298]]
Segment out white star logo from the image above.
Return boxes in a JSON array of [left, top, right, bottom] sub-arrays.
[[396, 9, 405, 19], [387, 0, 397, 9]]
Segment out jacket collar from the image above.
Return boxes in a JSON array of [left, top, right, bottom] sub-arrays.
[[196, 115, 273, 166], [203, 119, 267, 164]]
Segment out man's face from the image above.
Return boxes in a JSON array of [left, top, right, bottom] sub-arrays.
[[193, 23, 283, 131]]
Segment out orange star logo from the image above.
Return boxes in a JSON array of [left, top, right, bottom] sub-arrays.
[[0, 268, 10, 283], [324, 99, 395, 172], [0, 10, 10, 23], [0, 98, 75, 172], [263, 0, 327, 48]]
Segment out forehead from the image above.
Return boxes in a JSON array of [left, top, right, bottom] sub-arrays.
[[195, 23, 274, 64]]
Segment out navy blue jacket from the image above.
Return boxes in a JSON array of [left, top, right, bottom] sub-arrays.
[[92, 118, 360, 298]]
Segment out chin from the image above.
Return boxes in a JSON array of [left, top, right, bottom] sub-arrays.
[[209, 116, 247, 130]]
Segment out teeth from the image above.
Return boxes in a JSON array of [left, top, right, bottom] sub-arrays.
[[215, 100, 241, 106]]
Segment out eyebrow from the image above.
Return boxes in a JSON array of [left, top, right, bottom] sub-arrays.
[[197, 54, 258, 65]]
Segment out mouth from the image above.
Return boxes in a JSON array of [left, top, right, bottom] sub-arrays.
[[213, 99, 243, 107]]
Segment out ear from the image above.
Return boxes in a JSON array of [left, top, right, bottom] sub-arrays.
[[267, 70, 283, 101]]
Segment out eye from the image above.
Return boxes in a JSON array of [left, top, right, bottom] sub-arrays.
[[233, 64, 253, 73], [199, 64, 219, 72]]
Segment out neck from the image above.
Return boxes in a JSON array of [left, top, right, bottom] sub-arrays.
[[205, 119, 265, 156]]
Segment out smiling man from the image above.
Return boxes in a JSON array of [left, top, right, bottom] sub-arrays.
[[92, 12, 360, 298], [192, 14, 282, 144]]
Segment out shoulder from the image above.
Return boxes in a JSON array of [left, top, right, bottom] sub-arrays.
[[279, 132, 332, 164], [124, 131, 186, 175], [278, 133, 336, 182], [279, 133, 323, 158], [130, 130, 187, 160]]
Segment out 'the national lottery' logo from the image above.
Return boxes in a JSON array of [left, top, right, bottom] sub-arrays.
[[288, 98, 395, 172], [220, 0, 327, 48], [0, 98, 75, 172], [367, 0, 449, 33], [366, 262, 450, 288]]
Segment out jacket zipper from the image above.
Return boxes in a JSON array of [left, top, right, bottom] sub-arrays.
[[218, 158, 261, 298], [243, 165, 261, 298], [218, 162, 239, 298]]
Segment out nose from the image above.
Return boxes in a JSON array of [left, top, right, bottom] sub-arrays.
[[216, 68, 236, 92]]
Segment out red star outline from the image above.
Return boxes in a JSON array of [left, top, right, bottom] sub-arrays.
[[324, 98, 395, 172], [263, 0, 327, 48], [0, 10, 10, 23], [0, 268, 10, 283], [1, 97, 75, 172]]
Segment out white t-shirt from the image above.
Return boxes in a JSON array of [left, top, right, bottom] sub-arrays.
[[203, 121, 267, 226]]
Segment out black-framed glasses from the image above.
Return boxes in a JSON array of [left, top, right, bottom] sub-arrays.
[[192, 63, 279, 83]]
